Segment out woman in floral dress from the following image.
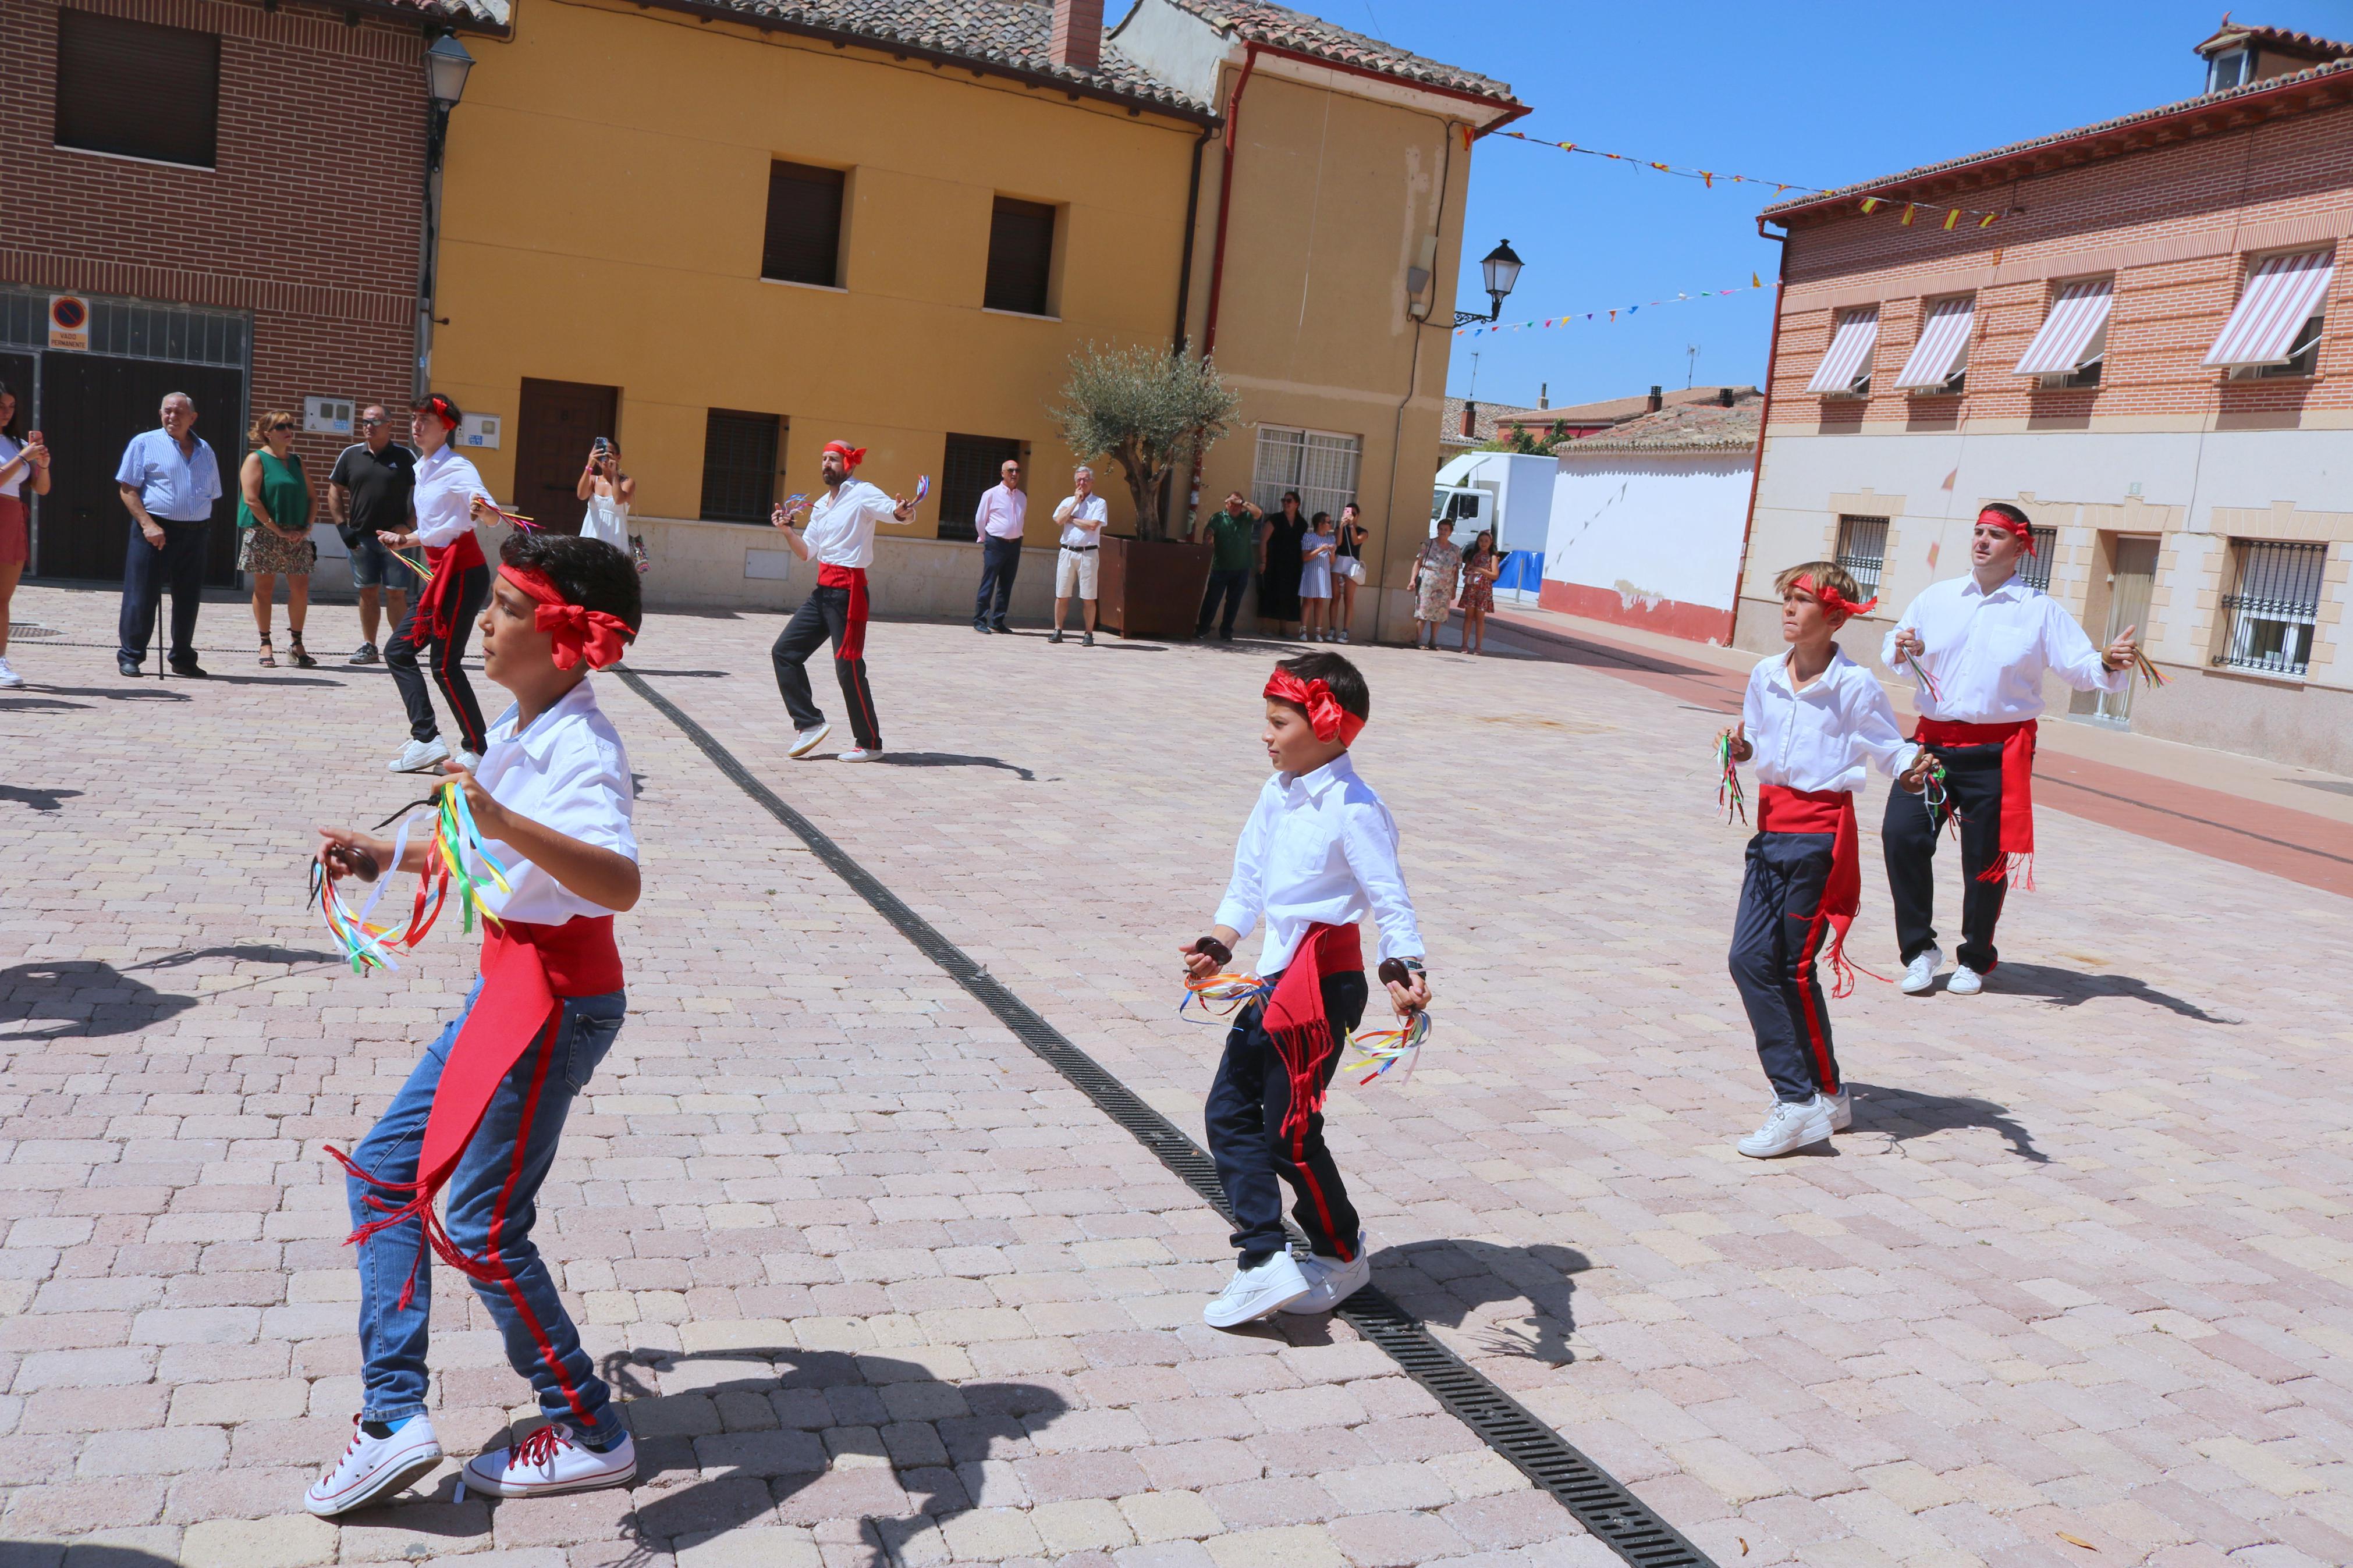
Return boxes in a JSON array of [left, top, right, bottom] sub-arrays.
[[1412, 520, 1462, 650]]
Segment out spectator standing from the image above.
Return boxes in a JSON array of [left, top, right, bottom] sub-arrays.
[[237, 410, 319, 667], [328, 404, 420, 665], [1410, 520, 1461, 650], [0, 385, 51, 689], [970, 457, 1027, 634], [576, 438, 634, 552], [1195, 490, 1260, 641], [1257, 492, 1307, 638], [114, 392, 222, 678], [1329, 502, 1367, 645], [1299, 511, 1337, 641], [1457, 528, 1502, 656], [1049, 465, 1108, 646], [376, 395, 501, 772]]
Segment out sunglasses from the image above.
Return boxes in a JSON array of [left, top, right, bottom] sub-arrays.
[[269, 421, 296, 432], [356, 417, 386, 426]]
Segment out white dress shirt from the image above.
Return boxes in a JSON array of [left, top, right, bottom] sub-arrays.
[[462, 679, 637, 926], [1741, 649, 1917, 794], [1057, 493, 1109, 548], [1880, 573, 2126, 723], [413, 445, 493, 549], [1215, 753, 1424, 974], [976, 482, 1027, 541], [114, 428, 222, 522], [804, 479, 898, 568]]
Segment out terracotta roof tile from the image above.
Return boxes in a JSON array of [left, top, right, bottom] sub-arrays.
[[1161, 0, 1516, 102], [1442, 386, 1757, 446], [1556, 393, 1762, 454]]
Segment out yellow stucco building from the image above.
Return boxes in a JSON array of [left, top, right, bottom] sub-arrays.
[[430, 0, 1522, 634]]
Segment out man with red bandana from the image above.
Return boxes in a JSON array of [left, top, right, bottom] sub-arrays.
[[768, 439, 916, 762], [1880, 502, 2138, 996]]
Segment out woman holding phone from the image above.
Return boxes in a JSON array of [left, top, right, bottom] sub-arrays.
[[1330, 502, 1367, 643], [576, 438, 634, 553], [0, 383, 51, 689], [1457, 528, 1504, 656]]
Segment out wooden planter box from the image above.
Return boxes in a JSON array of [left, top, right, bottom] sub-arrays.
[[1098, 534, 1213, 641]]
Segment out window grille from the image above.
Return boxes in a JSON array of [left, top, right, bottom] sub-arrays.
[[699, 410, 780, 524], [2018, 527, 2057, 591], [2217, 539, 2327, 676], [937, 433, 1023, 541], [1834, 514, 1889, 598], [0, 287, 247, 367], [1251, 425, 1361, 525]]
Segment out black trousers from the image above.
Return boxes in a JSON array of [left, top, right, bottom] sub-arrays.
[[1205, 969, 1367, 1262], [385, 562, 489, 752], [1198, 568, 1249, 637], [1729, 831, 1842, 1104], [973, 536, 1021, 630], [772, 585, 881, 749], [116, 518, 210, 665], [1882, 741, 2009, 973]]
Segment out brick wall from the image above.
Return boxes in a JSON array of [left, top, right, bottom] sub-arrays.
[[0, 0, 433, 481]]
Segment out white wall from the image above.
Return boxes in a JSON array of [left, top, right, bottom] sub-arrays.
[[1544, 453, 1754, 616]]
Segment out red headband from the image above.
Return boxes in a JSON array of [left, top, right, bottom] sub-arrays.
[[1264, 669, 1366, 746], [1791, 573, 1878, 627], [417, 394, 460, 432], [499, 565, 635, 671], [1976, 507, 2038, 556], [822, 440, 867, 471]]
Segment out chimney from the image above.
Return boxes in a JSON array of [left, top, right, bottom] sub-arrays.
[[1538, 382, 1549, 410], [1646, 385, 1663, 413], [1051, 0, 1103, 71], [1461, 400, 1476, 438], [1717, 385, 1736, 407]]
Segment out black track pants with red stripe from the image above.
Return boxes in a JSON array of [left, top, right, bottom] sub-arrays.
[[1729, 830, 1842, 1104], [1206, 970, 1367, 1262], [385, 561, 488, 753], [771, 584, 882, 750]]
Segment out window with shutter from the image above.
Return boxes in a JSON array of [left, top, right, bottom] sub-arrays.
[[700, 410, 782, 524], [938, 434, 1023, 541], [55, 10, 219, 169], [984, 198, 1056, 317], [762, 163, 846, 288]]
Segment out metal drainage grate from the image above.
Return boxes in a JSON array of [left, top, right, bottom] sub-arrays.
[[617, 669, 1719, 1568]]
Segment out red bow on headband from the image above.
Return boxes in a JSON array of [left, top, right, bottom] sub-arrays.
[[1792, 573, 1878, 626], [1264, 669, 1366, 746], [822, 440, 867, 471], [499, 566, 636, 671], [1976, 507, 2038, 557]]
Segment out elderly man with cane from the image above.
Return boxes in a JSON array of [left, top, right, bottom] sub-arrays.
[[114, 392, 223, 677]]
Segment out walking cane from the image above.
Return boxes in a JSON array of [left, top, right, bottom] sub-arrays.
[[155, 595, 166, 678]]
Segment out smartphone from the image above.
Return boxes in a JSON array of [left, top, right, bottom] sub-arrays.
[[592, 436, 611, 456]]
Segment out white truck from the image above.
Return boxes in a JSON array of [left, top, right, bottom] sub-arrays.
[[1431, 450, 1554, 603]]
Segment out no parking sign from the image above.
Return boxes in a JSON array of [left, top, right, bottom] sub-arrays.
[[48, 294, 89, 352]]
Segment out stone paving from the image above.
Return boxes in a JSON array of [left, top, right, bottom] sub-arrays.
[[2, 581, 2351, 1568]]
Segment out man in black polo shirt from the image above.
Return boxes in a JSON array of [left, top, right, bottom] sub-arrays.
[[328, 405, 423, 664]]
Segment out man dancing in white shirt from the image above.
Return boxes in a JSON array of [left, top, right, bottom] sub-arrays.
[[1882, 503, 2138, 995], [769, 440, 915, 762]]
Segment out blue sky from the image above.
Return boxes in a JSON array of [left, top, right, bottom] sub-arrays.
[[1308, 1, 2353, 410]]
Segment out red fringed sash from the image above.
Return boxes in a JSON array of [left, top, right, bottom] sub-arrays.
[[1263, 923, 1363, 1142], [1915, 717, 2038, 890], [818, 563, 870, 662], [415, 531, 486, 641], [1757, 784, 1880, 999]]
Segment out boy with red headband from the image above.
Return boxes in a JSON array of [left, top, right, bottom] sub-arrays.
[[304, 531, 645, 1515], [769, 439, 917, 762], [1179, 652, 1431, 1325], [1721, 564, 1928, 1157], [1880, 502, 2136, 996], [377, 394, 502, 774]]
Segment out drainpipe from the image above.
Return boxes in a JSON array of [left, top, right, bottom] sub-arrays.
[[1727, 221, 1788, 648], [1200, 42, 1261, 359], [1168, 118, 1215, 534]]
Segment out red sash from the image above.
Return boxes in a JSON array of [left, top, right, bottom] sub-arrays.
[[1757, 785, 1871, 997], [1263, 923, 1362, 1142], [818, 563, 870, 661], [1915, 717, 2037, 889], [416, 529, 486, 641]]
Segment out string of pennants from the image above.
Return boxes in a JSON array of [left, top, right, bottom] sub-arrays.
[[1494, 130, 2006, 230], [1454, 273, 1770, 337]]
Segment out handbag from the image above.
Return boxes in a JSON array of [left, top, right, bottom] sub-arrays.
[[1339, 556, 1366, 584]]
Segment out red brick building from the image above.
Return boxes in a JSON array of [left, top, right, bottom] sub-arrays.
[[1742, 22, 2353, 773], [0, 0, 505, 586]]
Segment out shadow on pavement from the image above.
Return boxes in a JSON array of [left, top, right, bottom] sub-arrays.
[[1374, 1238, 1591, 1366], [0, 786, 82, 812], [1984, 961, 2236, 1023], [875, 752, 1037, 782], [1847, 1080, 2049, 1164], [0, 1546, 179, 1567], [128, 942, 339, 971], [0, 960, 198, 1042], [1, 685, 186, 702]]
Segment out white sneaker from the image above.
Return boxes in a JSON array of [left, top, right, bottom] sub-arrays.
[[1203, 1251, 1311, 1327], [1823, 1087, 1852, 1132], [1282, 1235, 1371, 1314], [789, 723, 832, 758], [1737, 1097, 1833, 1158], [1337, 630, 1350, 643], [1900, 945, 1943, 995], [304, 1413, 443, 1517], [0, 656, 22, 689], [388, 737, 450, 773], [462, 1423, 636, 1499], [452, 748, 482, 772], [1947, 965, 1985, 995], [837, 746, 883, 763]]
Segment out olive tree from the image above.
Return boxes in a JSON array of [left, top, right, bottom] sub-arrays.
[[1049, 342, 1239, 542]]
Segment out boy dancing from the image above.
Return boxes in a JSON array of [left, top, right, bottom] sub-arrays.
[[306, 532, 645, 1514], [1721, 563, 1928, 1158], [1180, 652, 1431, 1325]]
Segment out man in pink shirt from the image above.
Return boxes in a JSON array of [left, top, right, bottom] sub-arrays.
[[971, 458, 1027, 635]]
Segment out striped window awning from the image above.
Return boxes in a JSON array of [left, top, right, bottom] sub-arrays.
[[1805, 307, 1879, 394], [1894, 296, 1975, 389], [2013, 279, 2114, 376], [2205, 249, 2336, 368]]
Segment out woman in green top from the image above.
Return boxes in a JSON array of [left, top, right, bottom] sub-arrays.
[[237, 409, 318, 667]]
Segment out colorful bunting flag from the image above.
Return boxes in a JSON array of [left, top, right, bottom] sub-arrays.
[[1454, 272, 1770, 337], [1497, 130, 2005, 230]]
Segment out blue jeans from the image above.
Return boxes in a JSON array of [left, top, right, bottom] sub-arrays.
[[345, 531, 424, 592], [347, 981, 627, 1439]]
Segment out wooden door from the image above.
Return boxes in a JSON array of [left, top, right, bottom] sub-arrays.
[[513, 378, 618, 536], [36, 353, 243, 584], [2095, 537, 2159, 723]]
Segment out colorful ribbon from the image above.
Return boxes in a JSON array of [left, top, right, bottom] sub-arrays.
[[1345, 1010, 1429, 1088], [1902, 649, 1944, 707], [312, 784, 512, 975], [1716, 731, 1748, 826], [1919, 754, 1959, 842], [1179, 970, 1273, 1022], [2131, 646, 2170, 689]]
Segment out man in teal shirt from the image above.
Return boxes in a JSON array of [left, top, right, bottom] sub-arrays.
[[1195, 492, 1261, 641]]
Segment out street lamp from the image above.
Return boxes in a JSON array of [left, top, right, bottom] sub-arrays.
[[1454, 239, 1525, 328], [414, 33, 474, 399]]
